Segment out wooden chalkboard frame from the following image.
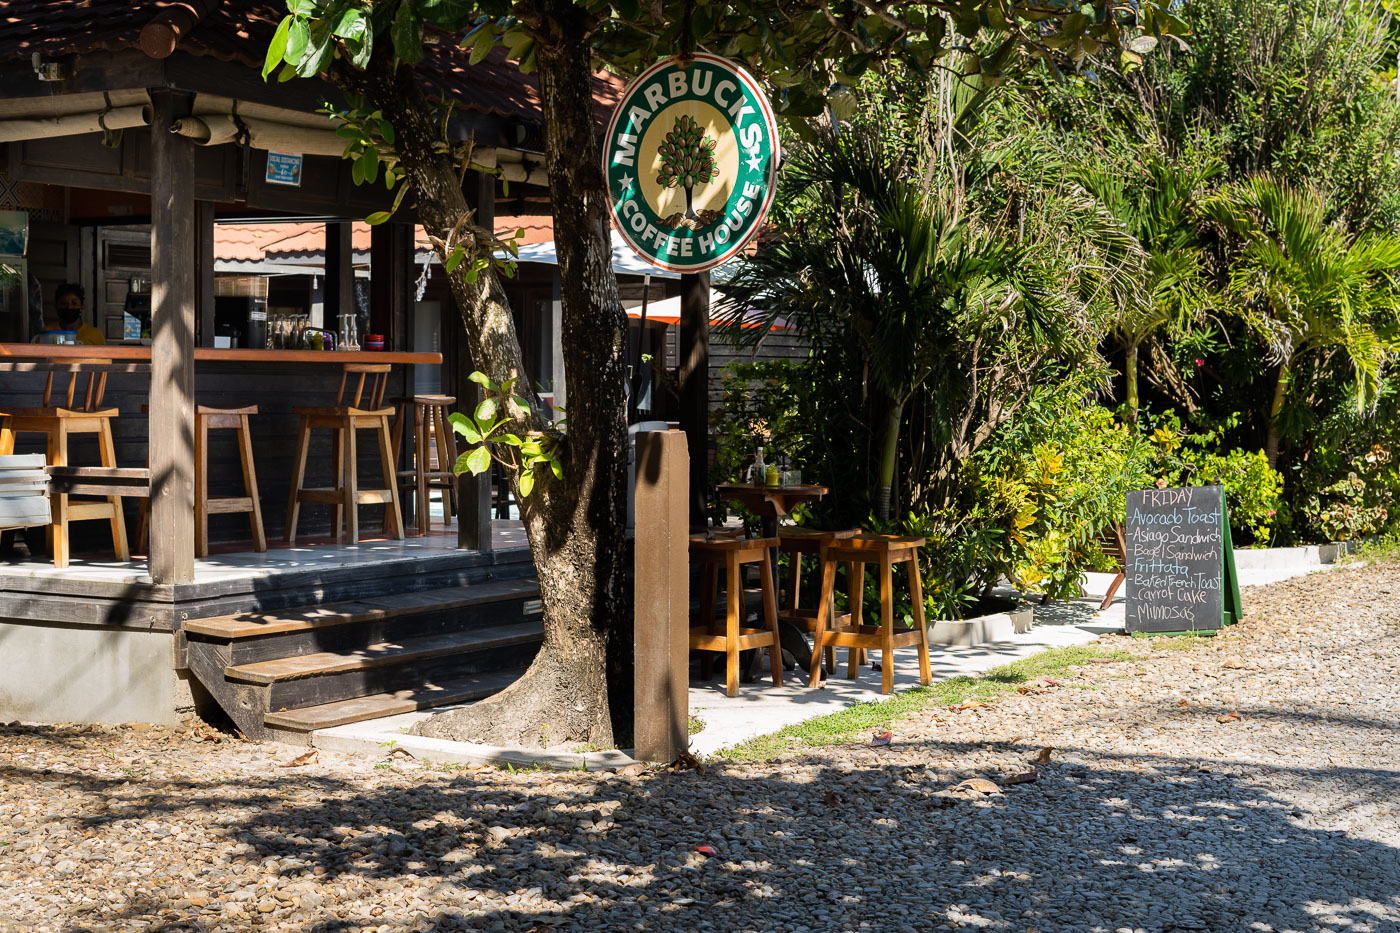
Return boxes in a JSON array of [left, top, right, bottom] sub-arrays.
[[1125, 485, 1244, 635]]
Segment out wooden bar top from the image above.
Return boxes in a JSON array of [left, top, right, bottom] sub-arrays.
[[0, 344, 441, 365]]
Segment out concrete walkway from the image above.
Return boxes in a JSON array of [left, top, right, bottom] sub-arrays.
[[308, 547, 1338, 765], [687, 551, 1337, 755]]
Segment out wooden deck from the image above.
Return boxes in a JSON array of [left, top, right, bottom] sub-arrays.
[[0, 520, 532, 627]]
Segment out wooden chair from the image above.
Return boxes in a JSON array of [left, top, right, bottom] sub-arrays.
[[136, 405, 266, 557], [1097, 524, 1127, 610], [285, 364, 404, 544], [808, 534, 932, 695], [389, 395, 458, 535], [690, 534, 784, 698], [778, 526, 860, 674], [0, 363, 127, 568]]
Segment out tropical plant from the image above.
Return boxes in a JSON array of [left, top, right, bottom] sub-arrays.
[[1075, 153, 1220, 419], [720, 115, 1130, 521], [1203, 175, 1400, 469]]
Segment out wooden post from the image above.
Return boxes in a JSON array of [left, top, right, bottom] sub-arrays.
[[149, 90, 197, 585], [457, 170, 495, 552], [195, 201, 215, 347], [633, 429, 689, 762], [679, 271, 709, 529], [324, 221, 354, 330]]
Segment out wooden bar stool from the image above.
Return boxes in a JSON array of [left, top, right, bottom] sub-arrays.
[[778, 526, 860, 674], [136, 405, 267, 557], [389, 395, 458, 535], [0, 362, 126, 568], [808, 534, 932, 695], [690, 534, 785, 698], [285, 363, 404, 544]]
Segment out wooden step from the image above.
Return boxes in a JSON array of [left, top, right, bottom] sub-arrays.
[[263, 668, 525, 733], [183, 579, 541, 640], [224, 622, 543, 684]]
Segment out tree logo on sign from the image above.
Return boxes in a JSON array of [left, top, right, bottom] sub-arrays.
[[656, 114, 723, 230], [604, 53, 779, 274]]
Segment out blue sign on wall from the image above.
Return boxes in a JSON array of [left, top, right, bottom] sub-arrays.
[[265, 152, 303, 187]]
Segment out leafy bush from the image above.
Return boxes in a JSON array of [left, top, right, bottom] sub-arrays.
[[970, 378, 1156, 599], [1141, 411, 1284, 545], [1299, 444, 1396, 541]]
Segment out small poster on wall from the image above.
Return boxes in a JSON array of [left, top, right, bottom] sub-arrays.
[[0, 210, 28, 257]]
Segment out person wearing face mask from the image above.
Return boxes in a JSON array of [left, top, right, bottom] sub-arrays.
[[44, 283, 105, 346]]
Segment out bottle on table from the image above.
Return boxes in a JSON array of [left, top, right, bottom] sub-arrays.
[[749, 446, 766, 485]]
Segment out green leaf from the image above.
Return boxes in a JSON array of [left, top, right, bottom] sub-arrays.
[[286, 19, 310, 63], [391, 4, 425, 65], [519, 469, 535, 498], [475, 397, 498, 422], [366, 211, 392, 225], [378, 118, 395, 145], [497, 433, 522, 446], [469, 36, 496, 65], [520, 439, 542, 458], [331, 8, 366, 40], [550, 458, 563, 480], [262, 16, 292, 79], [468, 371, 496, 390], [444, 245, 466, 273], [465, 445, 492, 476], [448, 413, 482, 444], [509, 394, 530, 413]]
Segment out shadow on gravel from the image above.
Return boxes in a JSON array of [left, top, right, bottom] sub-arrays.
[[3, 728, 1399, 933]]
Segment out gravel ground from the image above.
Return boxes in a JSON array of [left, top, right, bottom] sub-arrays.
[[2, 561, 1398, 933]]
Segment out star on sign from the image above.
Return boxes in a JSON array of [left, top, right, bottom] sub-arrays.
[[745, 151, 764, 174], [617, 173, 635, 193]]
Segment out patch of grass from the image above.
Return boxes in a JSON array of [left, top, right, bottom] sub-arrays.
[[714, 643, 1128, 762], [1352, 532, 1400, 564], [688, 715, 706, 736]]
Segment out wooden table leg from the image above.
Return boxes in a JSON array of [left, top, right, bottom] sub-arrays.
[[880, 552, 895, 695], [807, 556, 837, 688], [908, 553, 931, 685], [699, 560, 717, 681], [725, 549, 741, 697], [846, 561, 864, 678], [758, 549, 783, 687]]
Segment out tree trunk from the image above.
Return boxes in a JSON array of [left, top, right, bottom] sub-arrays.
[[874, 399, 904, 521], [1265, 362, 1288, 471], [336, 19, 625, 748], [1124, 341, 1139, 422]]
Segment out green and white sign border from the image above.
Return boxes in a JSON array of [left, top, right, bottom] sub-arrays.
[[603, 53, 780, 274]]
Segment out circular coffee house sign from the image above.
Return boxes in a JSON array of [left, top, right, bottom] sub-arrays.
[[604, 53, 780, 273]]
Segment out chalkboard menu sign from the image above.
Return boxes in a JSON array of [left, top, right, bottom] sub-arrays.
[[1124, 485, 1243, 634]]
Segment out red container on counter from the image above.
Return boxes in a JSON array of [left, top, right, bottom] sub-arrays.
[[364, 333, 385, 351]]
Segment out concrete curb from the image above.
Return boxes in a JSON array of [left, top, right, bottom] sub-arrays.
[[311, 712, 639, 772]]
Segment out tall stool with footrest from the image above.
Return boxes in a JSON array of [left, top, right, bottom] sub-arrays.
[[689, 533, 785, 698], [389, 394, 458, 535], [285, 363, 404, 544], [777, 526, 860, 674], [136, 404, 267, 557], [0, 361, 127, 567], [808, 533, 932, 695]]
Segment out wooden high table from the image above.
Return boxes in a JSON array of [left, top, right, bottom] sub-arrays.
[[715, 482, 829, 672], [715, 482, 828, 541]]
